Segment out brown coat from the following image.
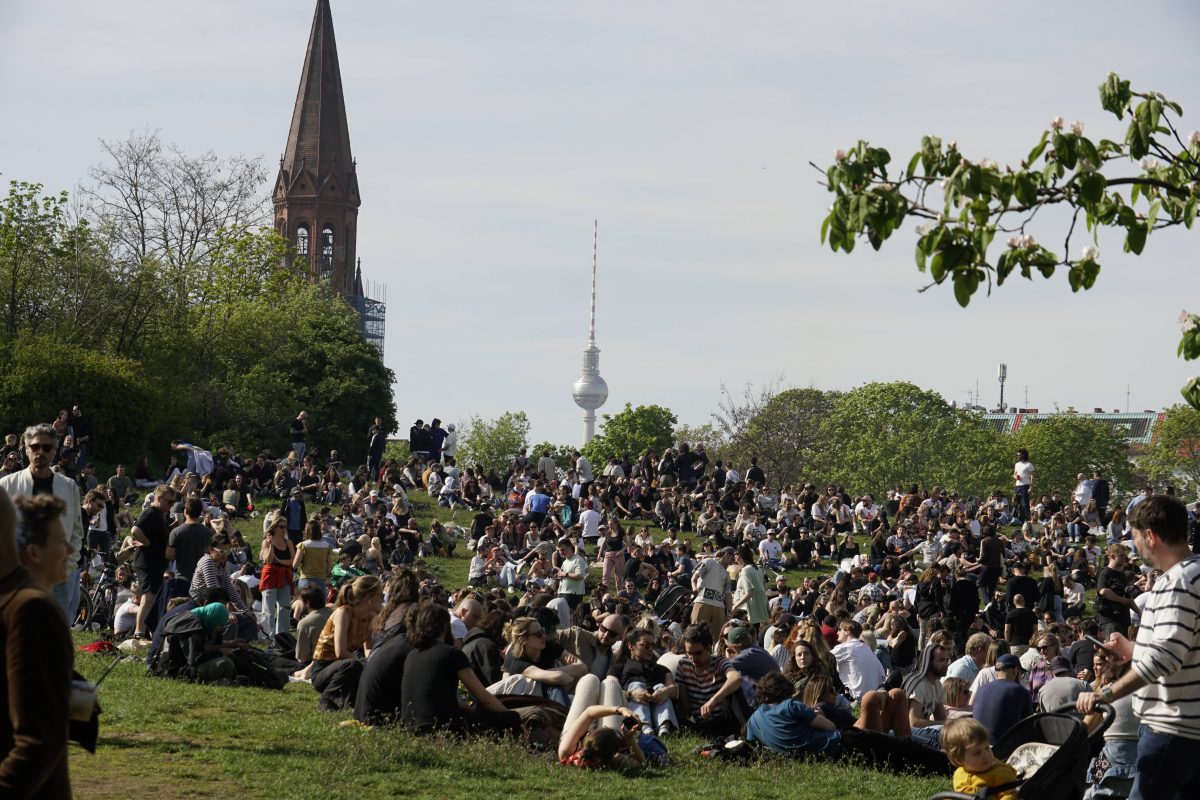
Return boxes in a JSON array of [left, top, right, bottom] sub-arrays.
[[0, 566, 73, 799]]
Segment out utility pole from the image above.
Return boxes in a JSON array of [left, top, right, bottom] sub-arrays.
[[1024, 386, 1029, 408], [997, 363, 1007, 411], [1126, 385, 1131, 413]]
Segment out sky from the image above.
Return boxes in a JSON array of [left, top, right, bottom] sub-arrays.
[[2, 1, 1198, 446]]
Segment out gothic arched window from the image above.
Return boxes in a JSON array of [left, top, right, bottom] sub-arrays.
[[321, 225, 335, 278], [295, 223, 310, 257]]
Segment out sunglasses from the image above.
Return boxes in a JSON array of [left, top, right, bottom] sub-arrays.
[[26, 443, 54, 453]]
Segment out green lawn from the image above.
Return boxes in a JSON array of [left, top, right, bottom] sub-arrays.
[[69, 491, 953, 798]]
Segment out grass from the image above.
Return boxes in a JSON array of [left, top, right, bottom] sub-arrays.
[[74, 490, 1097, 799]]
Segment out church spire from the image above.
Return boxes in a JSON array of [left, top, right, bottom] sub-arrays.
[[282, 0, 356, 189]]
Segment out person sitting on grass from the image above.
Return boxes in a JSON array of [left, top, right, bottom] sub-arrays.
[[499, 615, 587, 705], [942, 717, 1019, 800], [745, 671, 950, 776], [557, 674, 646, 770], [608, 628, 679, 737], [305, 576, 383, 710]]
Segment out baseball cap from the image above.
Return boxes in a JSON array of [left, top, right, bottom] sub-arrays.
[[727, 626, 754, 646], [1048, 656, 1073, 675], [996, 653, 1022, 671], [716, 547, 735, 557]]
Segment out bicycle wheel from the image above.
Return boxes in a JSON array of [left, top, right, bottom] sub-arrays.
[[73, 590, 94, 630]]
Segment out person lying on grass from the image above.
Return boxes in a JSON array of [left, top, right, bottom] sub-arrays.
[[745, 671, 950, 777], [558, 674, 646, 770]]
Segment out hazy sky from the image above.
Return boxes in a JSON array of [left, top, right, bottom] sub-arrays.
[[3, 1, 1198, 445]]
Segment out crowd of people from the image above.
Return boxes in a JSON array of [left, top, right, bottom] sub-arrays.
[[2, 412, 1200, 800]]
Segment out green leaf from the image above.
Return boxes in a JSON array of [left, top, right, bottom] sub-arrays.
[[906, 151, 922, 179], [1079, 173, 1106, 205], [1125, 223, 1147, 255], [1147, 198, 1161, 230], [1099, 73, 1132, 119], [1015, 173, 1038, 206], [1077, 137, 1100, 169], [930, 253, 945, 283], [820, 213, 831, 245], [1027, 130, 1049, 164], [953, 274, 970, 307]]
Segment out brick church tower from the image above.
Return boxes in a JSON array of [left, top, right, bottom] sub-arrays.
[[273, 0, 383, 351]]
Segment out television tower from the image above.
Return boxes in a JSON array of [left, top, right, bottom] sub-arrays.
[[572, 221, 609, 444]]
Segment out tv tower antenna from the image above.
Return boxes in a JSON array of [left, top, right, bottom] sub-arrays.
[[572, 220, 609, 444]]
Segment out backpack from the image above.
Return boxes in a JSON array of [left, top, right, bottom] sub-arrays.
[[149, 613, 208, 680], [225, 646, 288, 690]]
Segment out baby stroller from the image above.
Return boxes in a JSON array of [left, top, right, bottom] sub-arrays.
[[654, 584, 691, 624], [929, 702, 1115, 800]]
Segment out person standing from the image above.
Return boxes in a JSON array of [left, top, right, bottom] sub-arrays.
[[690, 547, 734, 641], [1078, 496, 1200, 800], [428, 419, 447, 463], [1091, 470, 1111, 523], [573, 451, 594, 497], [1012, 449, 1034, 523], [0, 424, 83, 621], [290, 410, 309, 462], [366, 417, 387, 480], [70, 405, 91, 468], [166, 497, 211, 583], [130, 485, 174, 639], [0, 486, 74, 799], [1095, 544, 1137, 638]]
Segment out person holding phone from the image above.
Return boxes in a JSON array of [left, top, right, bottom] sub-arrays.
[[1077, 496, 1200, 800], [558, 674, 646, 770]]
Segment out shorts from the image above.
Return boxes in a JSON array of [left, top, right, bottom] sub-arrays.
[[135, 567, 165, 596], [88, 529, 112, 553], [691, 602, 725, 639]]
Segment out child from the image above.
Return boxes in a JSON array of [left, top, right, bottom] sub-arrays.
[[943, 717, 1018, 800], [943, 676, 973, 719]]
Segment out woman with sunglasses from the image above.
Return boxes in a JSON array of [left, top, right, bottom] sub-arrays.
[[501, 616, 586, 705], [259, 511, 296, 636], [608, 628, 678, 736], [1024, 632, 1062, 705]]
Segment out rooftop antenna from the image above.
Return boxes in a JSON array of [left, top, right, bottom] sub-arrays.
[[1024, 385, 1029, 408], [1126, 384, 1131, 413], [589, 220, 598, 345], [997, 363, 1007, 411]]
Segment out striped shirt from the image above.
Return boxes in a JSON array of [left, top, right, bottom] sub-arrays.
[[189, 554, 251, 615], [675, 655, 736, 718], [1131, 555, 1200, 740]]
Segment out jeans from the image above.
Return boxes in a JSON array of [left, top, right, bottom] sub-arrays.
[[911, 724, 943, 751], [1014, 485, 1031, 522], [53, 568, 81, 624], [262, 586, 292, 635], [626, 680, 679, 734], [1130, 725, 1200, 800], [292, 441, 305, 462]]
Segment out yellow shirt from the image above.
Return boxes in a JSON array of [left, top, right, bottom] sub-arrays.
[[953, 762, 1019, 800]]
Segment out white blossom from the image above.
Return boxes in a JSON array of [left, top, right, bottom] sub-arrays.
[[1007, 237, 1022, 249], [1190, 131, 1200, 146], [1182, 310, 1199, 334], [1071, 120, 1084, 135], [1081, 245, 1099, 261], [835, 149, 847, 162], [941, 179, 951, 191], [917, 222, 935, 236], [948, 140, 958, 150], [1051, 116, 1064, 131], [1021, 235, 1037, 248], [936, 212, 946, 223], [958, 196, 971, 209], [1140, 157, 1159, 171]]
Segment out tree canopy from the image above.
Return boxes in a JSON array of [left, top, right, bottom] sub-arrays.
[[0, 135, 395, 466], [457, 412, 531, 476], [582, 403, 678, 467], [818, 73, 1200, 408]]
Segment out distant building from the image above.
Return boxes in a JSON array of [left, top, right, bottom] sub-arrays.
[[272, 0, 385, 353], [982, 409, 1164, 451]]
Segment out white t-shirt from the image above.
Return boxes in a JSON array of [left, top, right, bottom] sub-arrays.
[[759, 539, 783, 561], [579, 508, 602, 541], [1014, 460, 1035, 487]]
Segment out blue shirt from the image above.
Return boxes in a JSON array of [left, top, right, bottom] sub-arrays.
[[527, 492, 552, 514], [746, 699, 840, 756], [972, 679, 1032, 743]]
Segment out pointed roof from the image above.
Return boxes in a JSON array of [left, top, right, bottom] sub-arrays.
[[281, 0, 356, 198]]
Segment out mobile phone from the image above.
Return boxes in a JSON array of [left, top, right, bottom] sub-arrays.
[[1086, 634, 1116, 655]]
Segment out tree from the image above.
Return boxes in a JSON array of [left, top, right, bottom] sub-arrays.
[[716, 385, 837, 487], [1140, 404, 1200, 493], [529, 441, 575, 472], [820, 381, 1009, 498], [818, 74, 1200, 408], [1011, 413, 1133, 500], [457, 412, 531, 476], [671, 422, 728, 464], [582, 403, 677, 467]]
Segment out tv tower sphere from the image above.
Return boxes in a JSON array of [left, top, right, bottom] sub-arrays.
[[573, 221, 608, 444]]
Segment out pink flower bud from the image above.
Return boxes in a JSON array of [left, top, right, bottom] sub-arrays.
[[1050, 116, 1064, 131], [1070, 120, 1084, 135]]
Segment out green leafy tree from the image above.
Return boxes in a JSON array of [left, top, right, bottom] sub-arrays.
[[820, 381, 1009, 498], [1140, 404, 1200, 494], [818, 73, 1200, 407], [672, 422, 729, 465], [530, 441, 575, 472], [1011, 413, 1133, 500], [716, 385, 838, 488], [458, 412, 531, 476], [582, 403, 677, 466]]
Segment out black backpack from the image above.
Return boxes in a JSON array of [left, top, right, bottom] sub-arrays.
[[225, 646, 288, 690], [149, 613, 208, 680]]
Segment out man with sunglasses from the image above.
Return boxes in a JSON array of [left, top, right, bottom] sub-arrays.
[[558, 613, 627, 678], [0, 423, 84, 619]]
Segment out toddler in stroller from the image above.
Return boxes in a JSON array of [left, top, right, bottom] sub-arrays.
[[929, 702, 1115, 800]]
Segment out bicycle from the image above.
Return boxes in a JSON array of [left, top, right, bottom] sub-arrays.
[[74, 561, 119, 634]]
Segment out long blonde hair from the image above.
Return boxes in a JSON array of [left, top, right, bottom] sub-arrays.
[[503, 616, 541, 659]]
